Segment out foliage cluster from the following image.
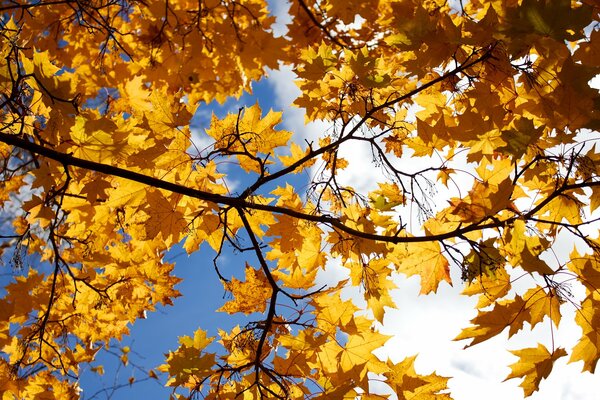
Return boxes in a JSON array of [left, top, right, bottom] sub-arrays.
[[0, 0, 598, 399]]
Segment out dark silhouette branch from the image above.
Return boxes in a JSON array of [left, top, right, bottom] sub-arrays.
[[0, 131, 598, 248]]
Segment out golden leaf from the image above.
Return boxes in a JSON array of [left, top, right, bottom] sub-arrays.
[[392, 241, 452, 294], [218, 264, 273, 315], [504, 344, 567, 397], [455, 296, 529, 347]]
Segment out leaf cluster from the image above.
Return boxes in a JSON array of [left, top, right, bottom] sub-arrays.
[[0, 0, 598, 399]]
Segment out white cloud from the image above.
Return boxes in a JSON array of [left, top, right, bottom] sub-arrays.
[[268, 0, 291, 38]]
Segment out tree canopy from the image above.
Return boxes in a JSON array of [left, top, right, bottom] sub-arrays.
[[0, 0, 599, 398]]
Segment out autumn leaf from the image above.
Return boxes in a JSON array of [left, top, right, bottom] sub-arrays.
[[568, 249, 600, 293], [312, 292, 357, 334], [504, 344, 567, 397], [455, 296, 529, 347], [461, 238, 505, 282], [502, 219, 555, 275], [384, 356, 451, 400], [569, 293, 600, 373], [206, 103, 292, 172], [278, 142, 315, 170], [369, 183, 405, 212], [159, 329, 215, 388], [298, 42, 337, 80], [339, 328, 390, 374], [461, 266, 512, 309], [218, 264, 273, 315], [504, 0, 592, 42], [523, 286, 561, 329], [183, 211, 224, 254], [392, 241, 452, 294], [497, 118, 544, 159]]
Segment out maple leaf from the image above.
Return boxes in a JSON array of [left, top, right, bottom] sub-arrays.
[[79, 176, 113, 203], [461, 266, 512, 309], [206, 103, 292, 173], [271, 255, 318, 290], [502, 219, 555, 275], [218, 264, 273, 315], [568, 249, 600, 293], [297, 227, 327, 270], [184, 211, 224, 254], [461, 238, 505, 282], [143, 189, 188, 246], [278, 142, 315, 170], [0, 359, 21, 397], [69, 114, 128, 162], [523, 286, 561, 329], [339, 328, 390, 375], [455, 296, 529, 347], [504, 0, 592, 42], [504, 344, 567, 397], [312, 292, 357, 334], [392, 241, 452, 294], [159, 329, 215, 388], [369, 183, 405, 212], [22, 50, 76, 105], [497, 117, 544, 159], [384, 356, 451, 400], [298, 42, 337, 81], [537, 193, 584, 226], [569, 293, 600, 373]]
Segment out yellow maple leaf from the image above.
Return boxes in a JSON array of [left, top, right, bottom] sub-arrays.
[[504, 344, 567, 397], [297, 230, 326, 271], [523, 286, 561, 329], [271, 255, 318, 290], [339, 329, 390, 375], [206, 103, 292, 173], [384, 356, 451, 400], [218, 264, 273, 315], [278, 142, 315, 170], [568, 249, 600, 293], [538, 193, 584, 225], [184, 211, 224, 254], [455, 296, 529, 347], [159, 329, 215, 388], [569, 293, 600, 373], [502, 219, 555, 275], [143, 190, 188, 246], [392, 241, 452, 294], [313, 292, 357, 334], [462, 266, 512, 309]]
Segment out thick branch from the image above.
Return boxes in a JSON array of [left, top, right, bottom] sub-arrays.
[[1, 132, 598, 246]]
